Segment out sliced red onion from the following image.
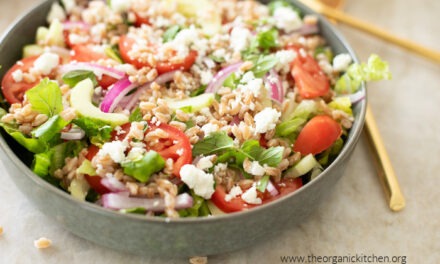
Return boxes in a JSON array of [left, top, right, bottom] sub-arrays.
[[264, 70, 284, 103], [230, 115, 241, 126], [63, 21, 90, 31], [346, 90, 366, 104], [102, 192, 193, 211], [59, 62, 125, 80], [266, 180, 279, 197], [47, 46, 71, 58], [100, 77, 137, 113], [60, 128, 85, 140], [205, 62, 243, 93], [297, 23, 319, 35], [123, 70, 177, 111], [101, 177, 128, 192]]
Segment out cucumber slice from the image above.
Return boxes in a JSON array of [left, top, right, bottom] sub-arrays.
[[284, 154, 321, 178], [70, 79, 129, 126], [166, 93, 215, 113], [23, 45, 44, 58]]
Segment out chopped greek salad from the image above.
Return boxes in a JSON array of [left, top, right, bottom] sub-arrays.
[[0, 0, 390, 217]]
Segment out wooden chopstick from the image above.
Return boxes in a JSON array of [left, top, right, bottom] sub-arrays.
[[299, 0, 440, 64]]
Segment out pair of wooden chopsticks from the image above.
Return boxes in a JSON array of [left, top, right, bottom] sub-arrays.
[[299, 0, 435, 212]]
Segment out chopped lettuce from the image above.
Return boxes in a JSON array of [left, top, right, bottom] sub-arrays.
[[0, 124, 48, 153], [25, 78, 63, 117], [62, 70, 98, 88], [31, 114, 69, 142], [178, 190, 210, 217], [163, 25, 182, 43], [73, 117, 113, 145], [121, 151, 165, 183], [328, 97, 353, 116], [335, 54, 392, 94], [255, 28, 279, 50]]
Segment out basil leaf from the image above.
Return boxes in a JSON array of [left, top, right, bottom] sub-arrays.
[[73, 117, 113, 145], [256, 28, 279, 50], [250, 54, 278, 78], [192, 131, 235, 156], [62, 70, 98, 88], [258, 146, 284, 167], [163, 25, 182, 43], [121, 151, 165, 183], [31, 115, 69, 142], [129, 107, 143, 122], [25, 78, 63, 117]]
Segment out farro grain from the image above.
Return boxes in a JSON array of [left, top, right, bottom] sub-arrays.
[[34, 237, 52, 249]]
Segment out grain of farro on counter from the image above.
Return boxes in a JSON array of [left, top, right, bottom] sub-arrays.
[[0, 0, 390, 217]]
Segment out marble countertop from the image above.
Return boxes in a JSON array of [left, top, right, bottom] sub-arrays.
[[0, 0, 439, 263]]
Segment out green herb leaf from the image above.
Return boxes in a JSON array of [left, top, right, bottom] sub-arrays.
[[129, 107, 143, 122], [256, 28, 279, 50], [190, 85, 207, 97], [250, 54, 279, 78], [62, 70, 98, 88], [104, 45, 123, 63], [121, 151, 165, 183], [163, 25, 182, 43], [222, 72, 241, 89], [31, 115, 69, 142], [73, 117, 113, 145], [25, 78, 63, 117], [192, 131, 235, 156], [258, 146, 284, 167]]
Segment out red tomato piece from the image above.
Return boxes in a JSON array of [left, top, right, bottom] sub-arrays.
[[70, 45, 107, 62], [293, 115, 342, 155], [98, 75, 118, 90], [287, 45, 330, 99], [1, 56, 40, 104], [148, 123, 192, 177], [84, 144, 111, 194], [118, 34, 197, 73], [134, 13, 150, 27], [211, 178, 303, 213], [156, 50, 198, 74]]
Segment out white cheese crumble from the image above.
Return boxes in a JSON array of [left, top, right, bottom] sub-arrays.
[[245, 161, 265, 177], [230, 27, 252, 53], [237, 71, 263, 97], [196, 156, 214, 170], [180, 164, 215, 199], [163, 26, 198, 59], [214, 163, 228, 174], [224, 185, 243, 202], [274, 7, 303, 33], [47, 2, 66, 24], [61, 0, 75, 12], [11, 69, 23, 83], [254, 107, 281, 134], [33, 53, 60, 75], [275, 50, 296, 73], [333, 53, 352, 72], [241, 184, 262, 205], [98, 141, 128, 163], [200, 70, 213, 85], [125, 147, 145, 161], [201, 123, 220, 137]]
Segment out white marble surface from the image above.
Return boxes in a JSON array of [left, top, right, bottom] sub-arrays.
[[0, 0, 439, 263]]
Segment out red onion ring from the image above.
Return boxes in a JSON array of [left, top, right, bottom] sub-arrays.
[[102, 192, 193, 211], [59, 62, 126, 80], [263, 69, 284, 103], [205, 62, 243, 93]]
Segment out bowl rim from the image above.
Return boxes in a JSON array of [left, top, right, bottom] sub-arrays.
[[0, 0, 367, 225]]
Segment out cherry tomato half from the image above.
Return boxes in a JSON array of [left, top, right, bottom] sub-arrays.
[[85, 144, 111, 194], [70, 45, 108, 62], [1, 56, 40, 104], [288, 45, 330, 99], [211, 178, 303, 213], [293, 115, 342, 155], [118, 34, 197, 73]]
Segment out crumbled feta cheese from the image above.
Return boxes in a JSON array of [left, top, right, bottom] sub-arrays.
[[245, 161, 265, 177], [197, 156, 214, 170], [214, 163, 228, 174], [47, 2, 66, 24], [254, 107, 281, 134], [176, 148, 184, 156], [201, 123, 219, 137], [11, 69, 23, 83], [98, 141, 128, 163], [275, 50, 296, 73], [240, 71, 255, 83], [152, 16, 171, 28], [180, 164, 215, 199], [166, 26, 198, 58], [333, 53, 352, 72], [90, 23, 106, 41], [241, 184, 262, 204], [33, 53, 60, 75], [125, 147, 145, 161], [224, 185, 243, 202], [274, 7, 303, 33], [110, 0, 132, 13], [212, 48, 226, 60], [199, 70, 213, 85], [238, 78, 263, 97], [230, 27, 252, 53]]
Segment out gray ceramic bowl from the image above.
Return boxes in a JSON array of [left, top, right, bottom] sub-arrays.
[[0, 0, 366, 258]]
